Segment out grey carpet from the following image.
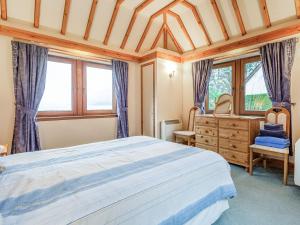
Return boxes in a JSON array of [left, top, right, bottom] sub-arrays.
[[214, 165, 300, 225]]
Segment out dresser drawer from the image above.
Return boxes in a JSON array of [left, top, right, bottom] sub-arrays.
[[196, 135, 218, 147], [219, 119, 249, 130], [195, 126, 218, 137], [195, 117, 218, 127], [219, 128, 248, 142], [219, 138, 249, 153], [219, 148, 249, 165], [196, 143, 218, 152]]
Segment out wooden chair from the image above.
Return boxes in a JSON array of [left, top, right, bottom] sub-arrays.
[[174, 107, 199, 146], [249, 107, 290, 185], [0, 144, 8, 157]]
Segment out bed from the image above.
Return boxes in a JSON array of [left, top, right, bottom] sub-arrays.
[[0, 136, 236, 225]]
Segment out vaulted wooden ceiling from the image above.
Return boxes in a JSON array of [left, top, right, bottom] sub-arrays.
[[0, 0, 299, 54]]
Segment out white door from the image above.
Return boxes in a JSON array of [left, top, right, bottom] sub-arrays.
[[141, 63, 155, 137]]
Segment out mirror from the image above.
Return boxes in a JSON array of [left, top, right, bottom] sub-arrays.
[[213, 94, 234, 116]]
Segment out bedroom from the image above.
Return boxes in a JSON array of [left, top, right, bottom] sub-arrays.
[[0, 0, 300, 224]]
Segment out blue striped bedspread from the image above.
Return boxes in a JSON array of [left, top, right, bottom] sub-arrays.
[[0, 136, 236, 225]]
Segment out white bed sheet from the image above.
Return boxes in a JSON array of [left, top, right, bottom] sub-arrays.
[[0, 136, 235, 225]]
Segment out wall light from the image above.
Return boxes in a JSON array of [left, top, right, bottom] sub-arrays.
[[169, 70, 175, 78]]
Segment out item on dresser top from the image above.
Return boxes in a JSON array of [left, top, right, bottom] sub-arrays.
[[255, 136, 290, 149], [259, 129, 287, 138], [264, 123, 284, 131]]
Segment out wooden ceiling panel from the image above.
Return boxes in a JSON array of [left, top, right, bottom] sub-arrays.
[[233, 0, 264, 32], [67, 0, 93, 37], [1, 0, 299, 55], [7, 0, 34, 23], [267, 0, 296, 24]]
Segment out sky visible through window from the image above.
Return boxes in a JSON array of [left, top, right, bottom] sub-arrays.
[[86, 66, 113, 110], [39, 61, 72, 111]]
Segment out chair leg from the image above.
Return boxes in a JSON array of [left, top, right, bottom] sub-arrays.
[[187, 137, 191, 146], [283, 154, 289, 185], [249, 148, 253, 176], [263, 159, 267, 169]]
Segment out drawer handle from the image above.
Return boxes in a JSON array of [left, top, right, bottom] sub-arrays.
[[231, 134, 236, 137], [230, 144, 237, 148], [205, 121, 209, 124], [205, 130, 209, 133], [232, 154, 236, 159], [232, 123, 236, 127], [205, 140, 209, 143]]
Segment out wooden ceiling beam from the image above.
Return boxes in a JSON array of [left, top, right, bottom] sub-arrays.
[[231, 0, 246, 35], [183, 21, 300, 62], [259, 0, 271, 28], [166, 24, 183, 54], [61, 0, 71, 35], [1, 0, 7, 20], [84, 0, 98, 40], [210, 0, 229, 40], [34, 0, 41, 28], [151, 23, 164, 49], [295, 0, 300, 18], [120, 0, 154, 49], [163, 13, 167, 49], [135, 0, 185, 52], [0, 24, 140, 62], [167, 10, 196, 49], [103, 0, 125, 45], [181, 1, 211, 45]]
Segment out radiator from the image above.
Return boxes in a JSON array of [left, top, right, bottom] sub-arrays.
[[295, 139, 300, 186], [161, 119, 182, 141]]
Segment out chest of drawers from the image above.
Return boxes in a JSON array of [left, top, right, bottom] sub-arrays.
[[195, 115, 262, 168]]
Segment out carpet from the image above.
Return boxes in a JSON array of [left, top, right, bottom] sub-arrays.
[[214, 165, 300, 225]]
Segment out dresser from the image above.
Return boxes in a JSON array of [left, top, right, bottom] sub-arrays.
[[195, 115, 262, 169]]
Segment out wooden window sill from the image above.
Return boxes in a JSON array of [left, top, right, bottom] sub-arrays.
[[37, 114, 118, 121]]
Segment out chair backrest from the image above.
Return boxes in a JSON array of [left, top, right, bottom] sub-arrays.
[[265, 107, 290, 138], [187, 106, 199, 131], [213, 94, 234, 116]]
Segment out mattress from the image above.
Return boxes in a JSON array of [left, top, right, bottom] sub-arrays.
[[0, 136, 236, 225]]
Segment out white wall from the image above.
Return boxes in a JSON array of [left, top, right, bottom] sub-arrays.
[[155, 59, 183, 138], [182, 45, 300, 154], [0, 36, 141, 152]]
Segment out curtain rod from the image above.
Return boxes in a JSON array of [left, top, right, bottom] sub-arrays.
[[13, 38, 112, 64]]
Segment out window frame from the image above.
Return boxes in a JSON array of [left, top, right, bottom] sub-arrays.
[[205, 61, 236, 114], [38, 55, 117, 121], [240, 56, 268, 116], [38, 56, 77, 117], [82, 62, 116, 115], [205, 55, 271, 116]]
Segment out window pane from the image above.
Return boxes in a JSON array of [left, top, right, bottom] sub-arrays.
[[39, 60, 72, 111], [244, 61, 272, 111], [86, 66, 113, 110], [208, 66, 232, 110]]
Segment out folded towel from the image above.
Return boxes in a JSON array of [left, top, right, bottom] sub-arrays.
[[259, 129, 287, 138], [264, 123, 283, 131], [255, 136, 290, 149], [255, 142, 289, 149]]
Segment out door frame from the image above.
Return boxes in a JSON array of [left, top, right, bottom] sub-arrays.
[[141, 61, 156, 137]]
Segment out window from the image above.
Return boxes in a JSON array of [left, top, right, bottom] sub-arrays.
[[83, 63, 115, 114], [207, 62, 234, 111], [38, 56, 116, 120], [240, 57, 272, 114], [39, 57, 75, 115], [206, 56, 271, 115]]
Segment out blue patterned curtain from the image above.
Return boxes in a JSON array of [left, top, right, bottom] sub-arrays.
[[260, 38, 296, 111], [112, 60, 129, 138], [260, 38, 296, 155], [192, 59, 214, 113], [11, 41, 48, 154]]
